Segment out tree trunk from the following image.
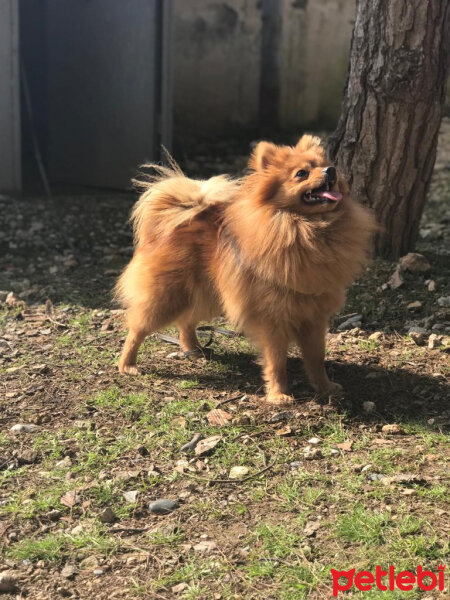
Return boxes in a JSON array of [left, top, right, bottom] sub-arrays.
[[328, 0, 450, 259]]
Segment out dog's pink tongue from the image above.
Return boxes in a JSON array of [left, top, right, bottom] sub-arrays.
[[317, 190, 342, 202]]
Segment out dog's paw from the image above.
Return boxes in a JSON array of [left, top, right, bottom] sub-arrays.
[[183, 349, 205, 360], [118, 364, 140, 375], [265, 392, 294, 406]]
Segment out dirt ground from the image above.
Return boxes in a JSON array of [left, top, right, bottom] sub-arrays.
[[0, 121, 449, 600]]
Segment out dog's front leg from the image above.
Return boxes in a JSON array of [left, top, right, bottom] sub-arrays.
[[296, 319, 342, 396], [256, 332, 293, 406]]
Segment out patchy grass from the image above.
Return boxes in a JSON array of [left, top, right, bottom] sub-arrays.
[[7, 527, 120, 562]]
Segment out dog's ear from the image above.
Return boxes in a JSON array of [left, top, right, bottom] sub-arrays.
[[296, 134, 323, 153], [250, 141, 278, 171]]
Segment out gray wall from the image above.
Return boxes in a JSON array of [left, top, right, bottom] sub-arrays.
[[173, 0, 357, 136], [0, 0, 20, 192], [279, 0, 356, 130], [173, 0, 262, 137]]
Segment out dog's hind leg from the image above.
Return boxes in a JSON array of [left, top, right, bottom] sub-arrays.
[[177, 320, 201, 353], [119, 329, 147, 375], [118, 303, 156, 375], [119, 296, 187, 374]]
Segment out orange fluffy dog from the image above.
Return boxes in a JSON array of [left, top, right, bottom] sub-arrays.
[[115, 135, 376, 405]]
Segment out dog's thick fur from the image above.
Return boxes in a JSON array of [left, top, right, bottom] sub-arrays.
[[115, 136, 377, 404]]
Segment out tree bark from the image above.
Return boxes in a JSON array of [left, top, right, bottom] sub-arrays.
[[328, 0, 450, 259]]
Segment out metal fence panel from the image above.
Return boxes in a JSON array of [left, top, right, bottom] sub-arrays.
[[0, 0, 21, 192], [45, 0, 166, 189]]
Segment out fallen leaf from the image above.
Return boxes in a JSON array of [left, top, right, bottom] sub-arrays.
[[206, 409, 233, 427], [336, 441, 353, 452], [123, 490, 138, 503], [388, 267, 404, 289], [193, 540, 218, 554], [60, 490, 81, 508], [399, 252, 431, 273], [303, 520, 321, 537], [114, 469, 141, 481], [172, 583, 189, 594], [195, 435, 222, 456], [424, 454, 439, 462], [171, 416, 186, 428], [275, 425, 292, 436]]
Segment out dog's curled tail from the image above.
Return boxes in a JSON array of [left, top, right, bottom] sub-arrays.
[[131, 156, 239, 247]]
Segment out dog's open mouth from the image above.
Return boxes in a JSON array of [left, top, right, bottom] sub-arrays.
[[303, 185, 343, 205]]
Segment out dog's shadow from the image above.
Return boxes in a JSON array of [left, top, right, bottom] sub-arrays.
[[148, 346, 449, 429]]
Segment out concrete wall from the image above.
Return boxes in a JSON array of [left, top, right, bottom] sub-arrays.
[[172, 0, 356, 137], [173, 0, 262, 137], [279, 0, 356, 130]]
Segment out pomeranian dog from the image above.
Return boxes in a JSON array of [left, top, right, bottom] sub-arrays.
[[115, 135, 376, 405]]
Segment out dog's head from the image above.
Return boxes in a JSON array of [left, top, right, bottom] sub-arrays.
[[249, 135, 348, 216]]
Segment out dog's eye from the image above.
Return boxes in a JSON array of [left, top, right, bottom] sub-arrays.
[[295, 169, 309, 179]]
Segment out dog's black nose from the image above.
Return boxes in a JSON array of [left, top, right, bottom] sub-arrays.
[[323, 166, 336, 185]]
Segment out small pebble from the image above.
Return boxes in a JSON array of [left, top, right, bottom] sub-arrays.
[[437, 296, 450, 307], [98, 507, 117, 524], [229, 466, 249, 479], [268, 411, 293, 423], [55, 456, 72, 469], [149, 499, 180, 515], [61, 564, 78, 579], [172, 583, 189, 594], [308, 437, 321, 445], [337, 314, 362, 331], [407, 301, 422, 310], [304, 448, 323, 460], [361, 464, 373, 473], [10, 423, 40, 433], [408, 327, 427, 346], [428, 334, 442, 349], [368, 331, 383, 341], [79, 556, 99, 570], [47, 509, 62, 521], [381, 423, 405, 435]]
